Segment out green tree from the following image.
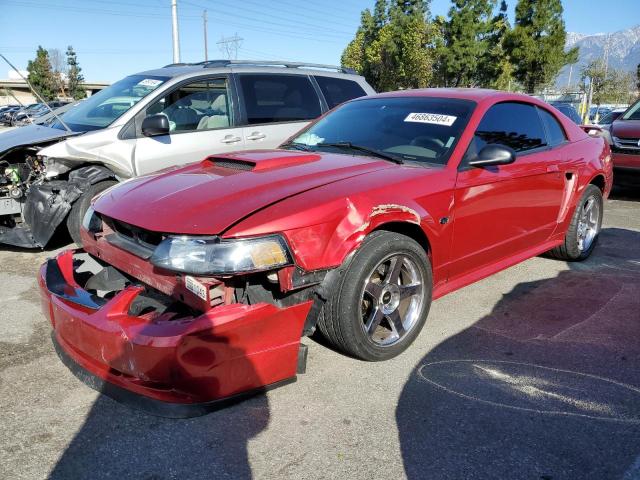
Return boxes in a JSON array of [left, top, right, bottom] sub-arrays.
[[636, 63, 640, 92], [580, 60, 636, 106], [26, 46, 56, 101], [66, 46, 86, 99], [341, 0, 436, 91], [479, 1, 514, 89], [435, 0, 498, 88], [506, 0, 578, 93]]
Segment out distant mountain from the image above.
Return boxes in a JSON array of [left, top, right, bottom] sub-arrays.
[[556, 25, 640, 88]]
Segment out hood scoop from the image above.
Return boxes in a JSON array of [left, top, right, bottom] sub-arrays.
[[206, 151, 321, 172], [210, 158, 256, 171]]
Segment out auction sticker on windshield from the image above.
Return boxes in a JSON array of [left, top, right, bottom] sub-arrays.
[[404, 113, 457, 126], [137, 79, 163, 88]]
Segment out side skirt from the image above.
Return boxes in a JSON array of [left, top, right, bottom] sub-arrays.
[[433, 239, 563, 300]]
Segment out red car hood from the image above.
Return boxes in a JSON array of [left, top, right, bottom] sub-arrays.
[[94, 150, 393, 234], [611, 120, 640, 138]]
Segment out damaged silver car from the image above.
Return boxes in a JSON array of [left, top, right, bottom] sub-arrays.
[[0, 60, 374, 248]]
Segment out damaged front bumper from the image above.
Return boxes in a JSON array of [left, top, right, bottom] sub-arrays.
[[39, 250, 312, 417]]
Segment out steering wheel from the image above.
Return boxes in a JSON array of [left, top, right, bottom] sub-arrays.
[[410, 136, 446, 155]]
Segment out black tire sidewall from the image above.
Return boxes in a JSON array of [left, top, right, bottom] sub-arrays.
[[330, 231, 432, 361], [66, 180, 118, 246]]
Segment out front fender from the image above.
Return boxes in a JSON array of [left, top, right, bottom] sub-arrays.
[[278, 197, 438, 272]]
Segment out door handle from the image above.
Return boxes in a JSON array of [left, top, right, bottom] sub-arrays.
[[246, 131, 266, 141], [221, 135, 241, 144], [547, 164, 560, 173]]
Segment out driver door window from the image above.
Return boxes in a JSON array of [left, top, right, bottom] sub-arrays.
[[450, 102, 565, 280], [147, 78, 232, 133], [134, 76, 246, 175]]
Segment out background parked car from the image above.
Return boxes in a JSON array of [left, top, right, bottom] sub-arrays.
[[589, 106, 612, 124], [597, 107, 627, 128], [0, 104, 20, 116], [0, 105, 24, 125], [11, 101, 70, 126], [608, 99, 640, 185], [550, 102, 583, 124], [0, 60, 375, 248]]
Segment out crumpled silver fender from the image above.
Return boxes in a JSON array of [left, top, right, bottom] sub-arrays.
[[0, 165, 117, 248]]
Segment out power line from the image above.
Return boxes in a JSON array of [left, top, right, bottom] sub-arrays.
[[182, 0, 351, 39], [211, 0, 356, 36], [4, 0, 201, 20]]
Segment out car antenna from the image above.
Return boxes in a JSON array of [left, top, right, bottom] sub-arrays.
[[0, 53, 72, 133]]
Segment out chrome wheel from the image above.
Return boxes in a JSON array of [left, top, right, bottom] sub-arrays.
[[577, 195, 601, 252], [360, 254, 425, 346]]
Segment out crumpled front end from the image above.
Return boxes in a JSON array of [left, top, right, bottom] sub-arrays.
[[39, 250, 312, 417], [0, 165, 116, 248]]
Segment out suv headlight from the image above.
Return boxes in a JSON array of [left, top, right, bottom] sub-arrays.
[[150, 234, 293, 275]]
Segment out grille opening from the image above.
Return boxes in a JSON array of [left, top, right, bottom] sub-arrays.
[[103, 216, 164, 248]]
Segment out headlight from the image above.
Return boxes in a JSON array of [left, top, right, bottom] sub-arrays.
[[82, 206, 102, 233], [150, 234, 293, 275]]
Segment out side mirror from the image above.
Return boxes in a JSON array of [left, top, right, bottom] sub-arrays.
[[468, 144, 516, 167], [141, 113, 170, 137]]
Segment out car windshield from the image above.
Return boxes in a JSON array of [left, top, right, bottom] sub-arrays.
[[48, 74, 169, 132], [621, 100, 640, 121], [285, 96, 475, 166]]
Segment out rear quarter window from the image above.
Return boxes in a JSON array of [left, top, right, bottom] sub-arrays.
[[314, 76, 367, 109], [238, 74, 321, 125], [538, 107, 567, 147]]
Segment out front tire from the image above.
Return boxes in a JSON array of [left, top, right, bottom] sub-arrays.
[[66, 180, 117, 247], [548, 184, 603, 261], [318, 231, 432, 361]]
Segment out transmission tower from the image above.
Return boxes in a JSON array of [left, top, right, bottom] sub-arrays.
[[217, 34, 243, 60]]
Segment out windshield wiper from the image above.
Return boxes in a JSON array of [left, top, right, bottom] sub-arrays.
[[280, 142, 314, 152], [315, 142, 404, 164]]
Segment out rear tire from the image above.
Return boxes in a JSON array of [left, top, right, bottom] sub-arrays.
[[66, 180, 117, 247], [317, 231, 432, 361], [548, 184, 603, 261]]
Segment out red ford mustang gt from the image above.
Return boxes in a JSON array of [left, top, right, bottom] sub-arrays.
[[39, 89, 612, 417]]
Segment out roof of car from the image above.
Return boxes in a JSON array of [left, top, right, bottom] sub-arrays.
[[135, 60, 362, 80], [368, 88, 536, 102]]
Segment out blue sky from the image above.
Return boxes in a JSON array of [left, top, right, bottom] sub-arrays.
[[1, 0, 638, 82]]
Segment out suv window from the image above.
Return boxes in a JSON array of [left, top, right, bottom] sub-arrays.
[[314, 76, 366, 109], [239, 74, 321, 124], [147, 78, 231, 133], [471, 102, 547, 155], [538, 107, 567, 146]]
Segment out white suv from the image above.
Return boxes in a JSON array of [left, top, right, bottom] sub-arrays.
[[0, 60, 374, 248]]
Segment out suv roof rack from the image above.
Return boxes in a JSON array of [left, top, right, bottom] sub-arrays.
[[162, 59, 357, 75]]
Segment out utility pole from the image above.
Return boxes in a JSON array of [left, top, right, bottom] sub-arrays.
[[171, 0, 181, 64], [203, 10, 208, 62]]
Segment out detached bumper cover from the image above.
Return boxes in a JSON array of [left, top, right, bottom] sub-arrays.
[[40, 250, 312, 417]]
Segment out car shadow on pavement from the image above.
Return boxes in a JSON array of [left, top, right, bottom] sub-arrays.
[[49, 336, 270, 479], [396, 227, 640, 480]]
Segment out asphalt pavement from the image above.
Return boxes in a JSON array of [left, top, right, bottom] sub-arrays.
[[1, 187, 639, 480]]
